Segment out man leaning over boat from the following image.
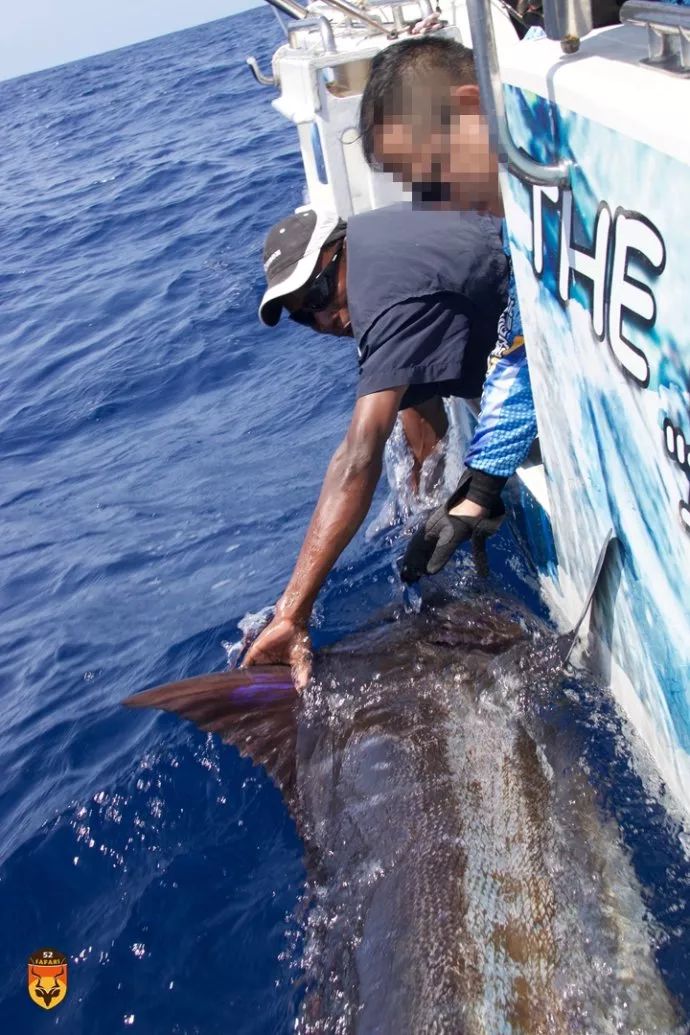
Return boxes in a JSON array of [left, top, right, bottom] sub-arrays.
[[243, 199, 514, 687]]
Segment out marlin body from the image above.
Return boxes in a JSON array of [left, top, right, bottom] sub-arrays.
[[125, 598, 682, 1035]]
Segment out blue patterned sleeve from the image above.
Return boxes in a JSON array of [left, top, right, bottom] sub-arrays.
[[463, 241, 538, 479]]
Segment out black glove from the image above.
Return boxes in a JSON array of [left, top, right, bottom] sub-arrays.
[[400, 469, 506, 583]]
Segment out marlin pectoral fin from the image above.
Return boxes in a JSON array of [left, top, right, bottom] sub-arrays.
[[123, 667, 299, 801]]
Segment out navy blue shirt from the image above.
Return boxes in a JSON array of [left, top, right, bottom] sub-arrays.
[[346, 205, 509, 408]]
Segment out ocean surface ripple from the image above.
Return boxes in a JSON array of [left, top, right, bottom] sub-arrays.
[[0, 9, 689, 1033]]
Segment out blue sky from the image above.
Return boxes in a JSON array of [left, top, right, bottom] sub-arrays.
[[0, 0, 262, 82]]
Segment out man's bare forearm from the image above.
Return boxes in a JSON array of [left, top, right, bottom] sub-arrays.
[[277, 441, 382, 624]]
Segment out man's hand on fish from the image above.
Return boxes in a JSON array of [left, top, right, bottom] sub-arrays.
[[242, 614, 313, 690]]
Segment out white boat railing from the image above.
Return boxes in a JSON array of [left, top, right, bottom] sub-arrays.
[[287, 16, 338, 52], [315, 0, 394, 37]]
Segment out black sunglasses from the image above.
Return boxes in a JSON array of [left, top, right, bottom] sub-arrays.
[[289, 242, 344, 326]]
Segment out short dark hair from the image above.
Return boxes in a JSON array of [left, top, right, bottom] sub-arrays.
[[359, 36, 476, 168]]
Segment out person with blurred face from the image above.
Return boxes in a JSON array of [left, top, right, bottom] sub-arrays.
[[359, 35, 538, 583], [242, 202, 510, 687]]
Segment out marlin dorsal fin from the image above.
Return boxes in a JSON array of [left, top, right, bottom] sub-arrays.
[[123, 667, 298, 803]]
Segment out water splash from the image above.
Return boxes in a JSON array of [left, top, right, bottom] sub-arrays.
[[366, 398, 476, 539], [222, 605, 275, 667]]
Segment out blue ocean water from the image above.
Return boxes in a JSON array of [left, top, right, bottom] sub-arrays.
[[1, 8, 689, 1033], [0, 12, 315, 1032]]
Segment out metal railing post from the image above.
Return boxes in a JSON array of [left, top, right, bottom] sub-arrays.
[[466, 0, 571, 187]]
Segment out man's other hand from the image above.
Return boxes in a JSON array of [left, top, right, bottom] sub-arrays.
[[242, 616, 313, 691], [401, 503, 504, 582]]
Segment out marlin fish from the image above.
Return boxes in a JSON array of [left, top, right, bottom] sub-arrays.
[[124, 597, 682, 1035]]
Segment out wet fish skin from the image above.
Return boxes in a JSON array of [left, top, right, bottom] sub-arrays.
[[124, 598, 683, 1035]]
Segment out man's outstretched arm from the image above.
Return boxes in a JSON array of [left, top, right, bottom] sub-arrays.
[[243, 387, 405, 687]]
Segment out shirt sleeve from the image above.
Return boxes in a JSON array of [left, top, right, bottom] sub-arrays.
[[463, 268, 538, 478], [356, 294, 472, 398]]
